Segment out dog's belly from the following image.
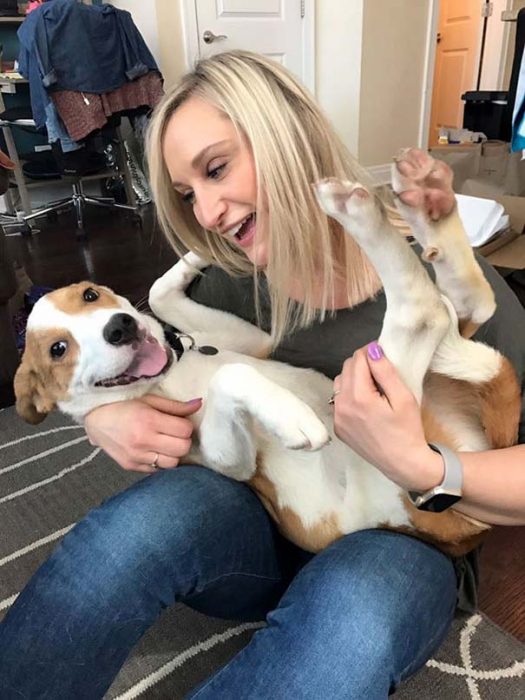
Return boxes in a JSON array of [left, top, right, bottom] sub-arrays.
[[249, 435, 410, 553], [155, 350, 490, 556]]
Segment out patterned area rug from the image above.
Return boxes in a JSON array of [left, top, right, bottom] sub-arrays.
[[1, 406, 524, 699]]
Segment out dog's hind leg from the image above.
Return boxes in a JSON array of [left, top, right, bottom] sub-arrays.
[[426, 304, 521, 450], [314, 179, 450, 403], [149, 253, 271, 357], [391, 148, 496, 335]]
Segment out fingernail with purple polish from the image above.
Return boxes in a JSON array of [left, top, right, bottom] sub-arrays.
[[367, 342, 383, 361], [187, 398, 202, 405]]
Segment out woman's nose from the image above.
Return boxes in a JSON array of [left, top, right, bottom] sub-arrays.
[[195, 191, 227, 231]]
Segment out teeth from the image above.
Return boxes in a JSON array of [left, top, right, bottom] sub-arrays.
[[225, 214, 253, 237]]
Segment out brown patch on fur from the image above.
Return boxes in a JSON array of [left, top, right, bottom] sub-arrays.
[[421, 402, 462, 448], [458, 318, 480, 339], [476, 356, 521, 449], [424, 366, 520, 450], [46, 283, 120, 315], [424, 373, 482, 442], [415, 369, 517, 551], [382, 404, 491, 556], [14, 329, 80, 424], [249, 455, 343, 552], [384, 504, 489, 558]]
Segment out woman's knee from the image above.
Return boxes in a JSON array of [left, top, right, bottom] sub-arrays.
[[264, 530, 456, 690], [51, 466, 275, 607]]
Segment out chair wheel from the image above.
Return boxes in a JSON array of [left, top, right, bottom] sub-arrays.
[[132, 214, 143, 229], [20, 223, 32, 237], [47, 211, 59, 223], [75, 227, 87, 242]]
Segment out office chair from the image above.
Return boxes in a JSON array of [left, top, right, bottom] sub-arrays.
[[0, 140, 32, 236], [0, 106, 140, 239]]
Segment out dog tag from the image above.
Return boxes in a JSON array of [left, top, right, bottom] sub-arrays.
[[198, 345, 219, 355]]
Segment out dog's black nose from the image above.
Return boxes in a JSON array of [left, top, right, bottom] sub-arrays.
[[103, 313, 139, 346]]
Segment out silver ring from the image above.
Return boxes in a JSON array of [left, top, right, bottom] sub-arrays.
[[328, 390, 340, 405], [150, 452, 160, 469]]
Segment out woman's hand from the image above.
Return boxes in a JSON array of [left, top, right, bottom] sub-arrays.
[[84, 395, 202, 473], [333, 343, 443, 492]]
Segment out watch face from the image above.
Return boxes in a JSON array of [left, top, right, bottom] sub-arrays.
[[421, 493, 462, 513]]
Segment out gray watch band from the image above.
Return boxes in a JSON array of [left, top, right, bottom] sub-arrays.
[[408, 442, 463, 510]]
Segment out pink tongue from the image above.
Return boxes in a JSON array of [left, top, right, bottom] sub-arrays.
[[126, 338, 168, 378]]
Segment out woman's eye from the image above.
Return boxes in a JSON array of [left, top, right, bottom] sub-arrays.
[[208, 164, 226, 180], [50, 341, 68, 359], [182, 191, 195, 204]]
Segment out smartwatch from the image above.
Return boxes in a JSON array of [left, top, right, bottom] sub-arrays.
[[408, 443, 463, 513]]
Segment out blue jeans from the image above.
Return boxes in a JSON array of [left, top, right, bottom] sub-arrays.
[[0, 466, 457, 699]]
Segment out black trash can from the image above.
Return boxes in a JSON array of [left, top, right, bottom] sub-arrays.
[[461, 91, 508, 140]]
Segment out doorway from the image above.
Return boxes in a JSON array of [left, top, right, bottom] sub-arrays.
[[427, 0, 517, 147]]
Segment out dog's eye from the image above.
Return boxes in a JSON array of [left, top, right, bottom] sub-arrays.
[[83, 287, 99, 303], [50, 341, 68, 359]]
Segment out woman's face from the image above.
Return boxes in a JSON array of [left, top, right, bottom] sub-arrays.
[[163, 97, 268, 267]]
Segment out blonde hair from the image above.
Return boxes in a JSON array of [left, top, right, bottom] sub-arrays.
[[147, 50, 382, 345]]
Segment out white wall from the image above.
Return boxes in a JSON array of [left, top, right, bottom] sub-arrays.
[[358, 0, 432, 166], [140, 0, 433, 166], [480, 0, 511, 90], [155, 0, 187, 90], [502, 0, 525, 88], [315, 1, 364, 157]]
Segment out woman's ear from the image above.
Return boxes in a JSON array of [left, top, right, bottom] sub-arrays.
[[14, 356, 55, 425]]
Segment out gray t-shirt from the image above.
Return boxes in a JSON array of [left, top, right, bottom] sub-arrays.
[[187, 254, 525, 611]]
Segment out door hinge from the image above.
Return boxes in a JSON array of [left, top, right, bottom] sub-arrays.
[[481, 2, 493, 18], [301, 0, 305, 19]]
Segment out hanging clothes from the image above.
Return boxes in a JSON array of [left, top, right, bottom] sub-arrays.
[[17, 0, 159, 131], [50, 71, 164, 142]]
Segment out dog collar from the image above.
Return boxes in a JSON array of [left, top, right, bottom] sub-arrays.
[[161, 323, 218, 360]]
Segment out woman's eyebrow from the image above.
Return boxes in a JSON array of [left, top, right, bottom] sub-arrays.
[[172, 140, 232, 188], [191, 139, 232, 169]]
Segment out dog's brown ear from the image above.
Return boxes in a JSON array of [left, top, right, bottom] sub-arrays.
[[14, 356, 55, 425]]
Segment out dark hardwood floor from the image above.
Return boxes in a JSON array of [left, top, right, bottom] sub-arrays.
[[479, 526, 525, 641], [5, 205, 525, 642], [7, 205, 177, 307]]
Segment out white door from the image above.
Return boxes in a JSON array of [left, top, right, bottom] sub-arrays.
[[184, 0, 315, 92]]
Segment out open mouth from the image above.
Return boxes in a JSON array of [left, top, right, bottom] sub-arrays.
[[227, 213, 256, 247], [94, 335, 173, 388]]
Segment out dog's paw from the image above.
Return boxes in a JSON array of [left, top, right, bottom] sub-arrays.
[[270, 406, 331, 451], [313, 178, 384, 237], [170, 252, 207, 289], [149, 252, 206, 310], [182, 251, 208, 271], [392, 148, 455, 223]]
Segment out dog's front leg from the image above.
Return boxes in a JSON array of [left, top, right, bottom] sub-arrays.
[[198, 363, 330, 481], [314, 180, 451, 403], [391, 150, 496, 331], [149, 253, 271, 357]]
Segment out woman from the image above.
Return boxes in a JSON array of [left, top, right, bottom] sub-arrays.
[[0, 51, 523, 699]]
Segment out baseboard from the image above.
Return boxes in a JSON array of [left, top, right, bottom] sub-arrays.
[[367, 164, 391, 186]]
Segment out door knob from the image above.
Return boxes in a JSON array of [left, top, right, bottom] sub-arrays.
[[203, 30, 228, 44]]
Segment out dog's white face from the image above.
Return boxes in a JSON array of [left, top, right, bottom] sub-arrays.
[[15, 282, 173, 423]]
